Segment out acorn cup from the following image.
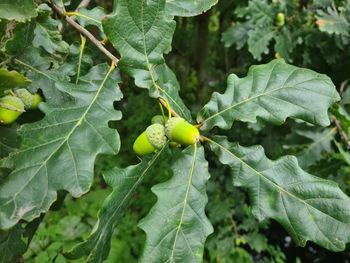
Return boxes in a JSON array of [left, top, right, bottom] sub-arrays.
[[165, 117, 200, 146], [14, 88, 43, 109], [133, 123, 167, 156], [0, 95, 25, 125], [14, 88, 35, 109]]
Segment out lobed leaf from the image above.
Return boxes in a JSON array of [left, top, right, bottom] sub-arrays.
[[103, 0, 191, 120], [0, 64, 122, 229], [209, 136, 350, 252], [65, 147, 167, 263], [198, 59, 340, 131], [139, 145, 213, 263], [165, 0, 218, 17], [0, 0, 37, 22]]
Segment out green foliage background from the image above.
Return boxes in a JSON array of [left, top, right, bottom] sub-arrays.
[[1, 0, 350, 262]]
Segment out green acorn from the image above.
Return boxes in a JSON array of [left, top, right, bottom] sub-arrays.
[[276, 12, 285, 27], [165, 117, 200, 146], [133, 123, 167, 156], [32, 93, 43, 109], [0, 95, 25, 125], [14, 89, 35, 109], [151, 115, 168, 125]]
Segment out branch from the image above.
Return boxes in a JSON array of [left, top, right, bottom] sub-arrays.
[[332, 116, 350, 150], [51, 4, 119, 65]]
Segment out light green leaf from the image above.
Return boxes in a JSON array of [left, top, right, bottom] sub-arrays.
[[198, 59, 340, 131], [65, 147, 167, 263], [209, 136, 350, 252], [139, 145, 213, 263], [0, 64, 122, 230], [0, 0, 37, 22], [165, 0, 218, 17], [103, 0, 191, 120], [316, 7, 350, 36], [0, 68, 31, 93]]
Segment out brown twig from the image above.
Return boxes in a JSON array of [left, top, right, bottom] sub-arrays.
[[159, 97, 179, 117], [51, 4, 119, 65], [333, 116, 350, 150]]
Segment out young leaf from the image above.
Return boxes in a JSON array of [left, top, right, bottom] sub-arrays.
[[103, 0, 191, 120], [165, 0, 218, 17], [0, 64, 122, 229], [139, 145, 213, 263], [65, 147, 167, 263], [209, 136, 350, 252], [0, 68, 31, 94], [198, 59, 340, 131], [0, 0, 37, 22]]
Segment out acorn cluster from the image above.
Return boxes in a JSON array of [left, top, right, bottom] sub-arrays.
[[0, 89, 42, 125], [133, 115, 200, 156]]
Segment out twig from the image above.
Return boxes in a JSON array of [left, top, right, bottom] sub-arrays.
[[51, 4, 119, 65], [332, 116, 350, 150], [159, 97, 179, 117], [340, 79, 349, 94]]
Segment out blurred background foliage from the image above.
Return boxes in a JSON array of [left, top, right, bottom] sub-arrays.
[[9, 0, 349, 262]]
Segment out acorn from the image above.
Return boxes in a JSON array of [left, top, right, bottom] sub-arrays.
[[14, 89, 35, 109], [133, 123, 167, 156], [276, 12, 285, 27], [151, 115, 168, 125], [165, 117, 200, 146], [0, 95, 25, 125], [32, 93, 43, 109]]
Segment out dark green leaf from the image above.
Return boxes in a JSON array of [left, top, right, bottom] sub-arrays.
[[209, 136, 350, 252], [139, 145, 213, 263], [0, 64, 122, 230], [103, 0, 191, 120], [65, 147, 167, 262], [0, 225, 26, 263], [198, 59, 340, 131]]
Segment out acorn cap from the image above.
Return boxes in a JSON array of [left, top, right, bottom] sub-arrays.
[[0, 96, 25, 112], [0, 95, 25, 124], [145, 123, 167, 149], [151, 115, 168, 125], [14, 89, 35, 109], [133, 131, 156, 156], [165, 117, 200, 146]]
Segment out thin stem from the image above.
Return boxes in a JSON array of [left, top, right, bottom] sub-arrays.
[[51, 3, 119, 65], [332, 116, 350, 150], [159, 102, 166, 121], [76, 35, 86, 84], [65, 11, 101, 24]]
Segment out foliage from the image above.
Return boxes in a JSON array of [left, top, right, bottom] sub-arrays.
[[0, 0, 350, 263]]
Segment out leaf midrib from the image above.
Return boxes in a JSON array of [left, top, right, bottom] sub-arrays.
[[1, 64, 114, 210]]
